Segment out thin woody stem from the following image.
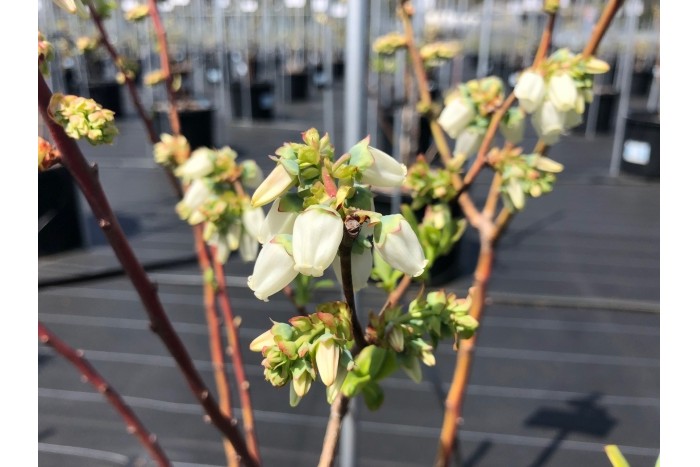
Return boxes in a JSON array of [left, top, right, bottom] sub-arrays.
[[39, 322, 172, 467], [318, 394, 351, 467], [533, 13, 557, 67], [211, 251, 262, 464], [582, 0, 624, 58], [398, 1, 454, 167], [193, 226, 239, 467], [39, 71, 258, 467], [483, 172, 502, 220], [436, 1, 622, 464], [87, 1, 157, 144], [85, 0, 182, 198], [147, 0, 181, 136], [283, 285, 309, 317], [462, 92, 516, 187]]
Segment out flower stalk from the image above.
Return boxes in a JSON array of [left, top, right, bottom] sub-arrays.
[[38, 322, 171, 467]]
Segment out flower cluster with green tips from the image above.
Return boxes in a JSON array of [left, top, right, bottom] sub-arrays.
[[419, 41, 461, 69], [247, 128, 428, 302], [336, 289, 478, 409], [403, 156, 460, 210], [48, 93, 118, 145], [249, 302, 355, 407], [488, 147, 564, 211], [153, 134, 264, 264], [437, 76, 507, 158], [514, 49, 610, 144], [123, 3, 149, 22]]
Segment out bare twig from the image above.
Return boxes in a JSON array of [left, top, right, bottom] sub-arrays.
[[193, 226, 239, 467], [318, 394, 351, 467], [39, 322, 171, 467], [39, 71, 258, 467], [582, 0, 624, 58], [211, 248, 262, 464]]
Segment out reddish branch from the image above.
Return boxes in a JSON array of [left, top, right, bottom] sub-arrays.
[[210, 249, 262, 464], [87, 2, 158, 144], [147, 0, 181, 136], [38, 322, 171, 467], [39, 71, 258, 467], [193, 226, 239, 467], [435, 2, 623, 464]]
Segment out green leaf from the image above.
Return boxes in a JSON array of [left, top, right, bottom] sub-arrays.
[[361, 382, 385, 411], [312, 279, 336, 290], [347, 137, 372, 170], [280, 158, 300, 176]]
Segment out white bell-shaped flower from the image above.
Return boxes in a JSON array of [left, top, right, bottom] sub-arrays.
[[247, 236, 298, 301], [437, 98, 476, 138], [242, 206, 265, 240], [454, 129, 483, 158], [331, 246, 373, 291], [374, 215, 427, 277], [251, 164, 296, 208], [360, 146, 408, 188], [292, 205, 344, 277], [532, 99, 565, 144], [258, 198, 298, 244], [238, 230, 259, 262], [174, 148, 215, 180], [514, 70, 546, 113], [175, 179, 212, 220], [547, 73, 578, 112]]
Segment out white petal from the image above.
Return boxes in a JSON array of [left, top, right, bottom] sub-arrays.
[[376, 219, 427, 277], [247, 241, 298, 301], [437, 98, 475, 138], [251, 164, 296, 208], [514, 71, 546, 114], [242, 206, 265, 239], [292, 206, 344, 277], [258, 198, 298, 244], [547, 73, 578, 112], [239, 231, 259, 262], [362, 147, 407, 188]]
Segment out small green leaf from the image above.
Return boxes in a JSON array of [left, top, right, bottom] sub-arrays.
[[361, 382, 384, 411]]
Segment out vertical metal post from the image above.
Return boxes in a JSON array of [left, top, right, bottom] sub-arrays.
[[343, 0, 368, 149], [609, 0, 641, 178], [391, 50, 406, 215], [323, 14, 336, 140], [476, 0, 494, 78], [340, 4, 368, 465]]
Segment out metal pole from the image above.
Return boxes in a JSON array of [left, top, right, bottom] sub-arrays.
[[339, 4, 368, 465], [343, 0, 368, 149], [609, 0, 641, 178], [476, 0, 494, 78], [323, 14, 336, 140]]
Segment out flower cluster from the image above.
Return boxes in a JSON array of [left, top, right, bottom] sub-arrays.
[[153, 136, 265, 264], [249, 302, 355, 406], [488, 147, 564, 210], [247, 129, 427, 302], [124, 3, 149, 22], [371, 290, 477, 381], [38, 31, 54, 76], [437, 76, 506, 158], [419, 41, 461, 68], [403, 156, 459, 210], [143, 69, 167, 86], [114, 56, 139, 84], [372, 32, 407, 55], [48, 93, 118, 145], [514, 49, 609, 144]]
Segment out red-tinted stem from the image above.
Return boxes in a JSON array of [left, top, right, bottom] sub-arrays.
[[38, 71, 258, 467], [38, 322, 171, 467]]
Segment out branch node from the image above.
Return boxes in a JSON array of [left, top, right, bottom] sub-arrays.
[[203, 415, 212, 424], [40, 335, 50, 344], [98, 219, 112, 229], [200, 390, 209, 401]]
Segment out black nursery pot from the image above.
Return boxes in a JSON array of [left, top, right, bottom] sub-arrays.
[[620, 111, 660, 179], [230, 81, 275, 120], [153, 98, 215, 150], [39, 166, 84, 256], [286, 71, 309, 101], [89, 81, 123, 118]]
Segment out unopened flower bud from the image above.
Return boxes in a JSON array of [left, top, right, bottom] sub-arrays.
[[175, 179, 211, 220], [315, 337, 340, 386], [249, 330, 275, 352], [387, 326, 404, 352], [251, 164, 296, 208], [240, 160, 264, 189], [53, 0, 89, 18], [360, 146, 408, 188]]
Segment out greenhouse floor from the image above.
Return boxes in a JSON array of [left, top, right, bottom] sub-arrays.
[[38, 84, 659, 466]]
